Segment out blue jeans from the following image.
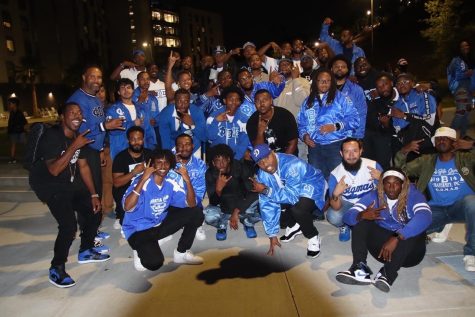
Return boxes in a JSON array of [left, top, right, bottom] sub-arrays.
[[428, 195, 475, 256], [326, 199, 354, 228], [204, 200, 261, 229], [308, 141, 343, 180]]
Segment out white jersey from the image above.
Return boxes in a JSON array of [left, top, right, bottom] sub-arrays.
[[149, 79, 167, 112]]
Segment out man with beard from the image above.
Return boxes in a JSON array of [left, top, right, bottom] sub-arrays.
[[363, 73, 398, 170], [246, 89, 298, 155], [112, 126, 153, 228], [395, 127, 475, 272], [330, 55, 367, 139], [175, 133, 207, 241], [237, 68, 284, 106], [354, 57, 380, 102], [327, 138, 383, 242], [204, 144, 260, 240]]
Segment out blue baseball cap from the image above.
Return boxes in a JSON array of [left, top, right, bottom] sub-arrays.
[[251, 144, 272, 163], [133, 49, 145, 56]]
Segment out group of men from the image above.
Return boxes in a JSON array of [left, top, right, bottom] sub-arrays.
[[27, 18, 475, 294]]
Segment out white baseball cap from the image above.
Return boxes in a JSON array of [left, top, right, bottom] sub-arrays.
[[431, 127, 457, 146]]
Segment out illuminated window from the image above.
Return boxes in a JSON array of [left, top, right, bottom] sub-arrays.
[[164, 13, 178, 23], [132, 39, 137, 44], [164, 26, 175, 35], [130, 25, 135, 30], [153, 24, 162, 33], [165, 38, 180, 48], [154, 36, 163, 46], [152, 11, 161, 20], [6, 37, 15, 52], [129, 11, 134, 16]]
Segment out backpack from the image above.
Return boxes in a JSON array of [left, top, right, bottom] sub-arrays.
[[23, 122, 51, 171]]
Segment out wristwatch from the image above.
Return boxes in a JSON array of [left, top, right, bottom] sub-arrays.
[[393, 232, 403, 241]]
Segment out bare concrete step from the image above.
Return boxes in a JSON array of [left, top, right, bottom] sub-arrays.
[[0, 187, 38, 202], [0, 176, 29, 188]]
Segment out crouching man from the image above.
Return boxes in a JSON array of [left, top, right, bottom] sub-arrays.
[[122, 149, 204, 271]]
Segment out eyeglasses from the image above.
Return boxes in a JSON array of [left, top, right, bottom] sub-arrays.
[[396, 80, 412, 85]]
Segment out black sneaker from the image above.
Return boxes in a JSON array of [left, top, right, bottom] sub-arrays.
[[373, 269, 391, 292], [49, 264, 76, 288], [336, 262, 373, 285], [280, 224, 302, 242]]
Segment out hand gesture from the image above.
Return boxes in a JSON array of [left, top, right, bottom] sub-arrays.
[[303, 134, 316, 148], [72, 129, 94, 150], [257, 115, 269, 133], [359, 200, 386, 221], [216, 171, 232, 192], [453, 138, 474, 151], [401, 139, 424, 155], [291, 64, 300, 79], [333, 175, 349, 197], [388, 107, 405, 119], [131, 162, 145, 176], [378, 114, 391, 127], [269, 69, 282, 85], [105, 117, 125, 130], [267, 236, 281, 256], [319, 123, 336, 135], [168, 50, 179, 68], [368, 166, 381, 181], [177, 111, 194, 127], [249, 177, 266, 193], [122, 60, 139, 68], [215, 111, 229, 122], [175, 165, 191, 183], [142, 159, 157, 180]]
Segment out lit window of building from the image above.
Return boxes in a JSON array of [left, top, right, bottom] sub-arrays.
[[164, 13, 178, 23], [129, 11, 134, 16], [154, 36, 163, 46], [6, 37, 15, 52], [153, 24, 162, 33], [152, 11, 161, 20]]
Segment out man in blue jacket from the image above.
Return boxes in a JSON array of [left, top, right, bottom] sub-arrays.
[[336, 167, 431, 292], [249, 144, 327, 258]]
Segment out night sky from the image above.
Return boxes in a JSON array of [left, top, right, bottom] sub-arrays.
[[175, 0, 471, 77]]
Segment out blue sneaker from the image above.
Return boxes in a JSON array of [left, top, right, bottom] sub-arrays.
[[49, 265, 76, 288], [93, 240, 110, 254], [339, 225, 351, 242], [244, 226, 257, 238], [216, 228, 227, 241], [78, 248, 111, 264], [95, 230, 110, 240]]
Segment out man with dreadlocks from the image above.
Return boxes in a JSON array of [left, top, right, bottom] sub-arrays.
[[335, 167, 432, 292]]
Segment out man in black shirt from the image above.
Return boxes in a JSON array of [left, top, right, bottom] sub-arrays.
[[29, 102, 110, 288], [204, 144, 260, 240], [112, 126, 153, 228], [246, 89, 298, 155]]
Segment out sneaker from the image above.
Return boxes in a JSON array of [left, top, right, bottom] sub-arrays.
[[120, 228, 125, 239], [430, 223, 453, 243], [463, 255, 475, 272], [336, 262, 373, 285], [195, 226, 206, 241], [373, 269, 391, 293], [173, 249, 203, 265], [93, 240, 110, 254], [113, 219, 121, 230], [96, 230, 111, 240], [49, 265, 76, 288], [244, 226, 257, 239], [307, 235, 321, 258], [7, 159, 17, 164], [133, 250, 146, 271], [78, 248, 111, 264], [216, 228, 227, 241], [339, 225, 351, 242], [280, 223, 302, 242], [158, 235, 173, 246]]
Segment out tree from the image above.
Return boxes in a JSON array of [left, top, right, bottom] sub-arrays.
[[421, 0, 475, 73], [15, 56, 41, 117]]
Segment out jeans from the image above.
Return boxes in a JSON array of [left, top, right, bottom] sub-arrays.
[[450, 87, 472, 137], [428, 195, 475, 256], [308, 140, 343, 179], [326, 199, 353, 228], [204, 200, 260, 229]]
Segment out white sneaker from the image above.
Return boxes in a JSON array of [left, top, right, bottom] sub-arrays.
[[133, 250, 146, 271], [113, 219, 121, 230], [463, 255, 475, 272], [121, 228, 125, 239], [430, 223, 453, 243], [280, 223, 302, 242], [307, 235, 321, 258], [173, 249, 203, 265], [195, 226, 206, 241], [158, 235, 172, 246]]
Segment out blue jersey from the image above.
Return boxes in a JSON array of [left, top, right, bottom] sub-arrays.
[[206, 108, 251, 160], [257, 153, 327, 237], [447, 56, 473, 94], [122, 170, 188, 239], [392, 89, 437, 132], [338, 80, 367, 139], [344, 184, 432, 239], [176, 155, 206, 207], [132, 88, 160, 127], [242, 80, 285, 104], [105, 101, 157, 160], [297, 90, 359, 145], [67, 89, 105, 151]]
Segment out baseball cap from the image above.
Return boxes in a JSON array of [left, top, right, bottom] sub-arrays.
[[133, 49, 145, 56], [431, 127, 457, 146], [213, 45, 226, 54], [242, 42, 256, 50], [251, 144, 272, 163], [301, 55, 313, 62], [397, 58, 408, 66], [278, 57, 293, 65]]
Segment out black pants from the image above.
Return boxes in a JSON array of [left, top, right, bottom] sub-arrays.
[[351, 220, 426, 284], [127, 206, 204, 271], [82, 147, 103, 233], [112, 189, 126, 225], [281, 197, 319, 238], [363, 130, 392, 171], [47, 189, 101, 266]]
